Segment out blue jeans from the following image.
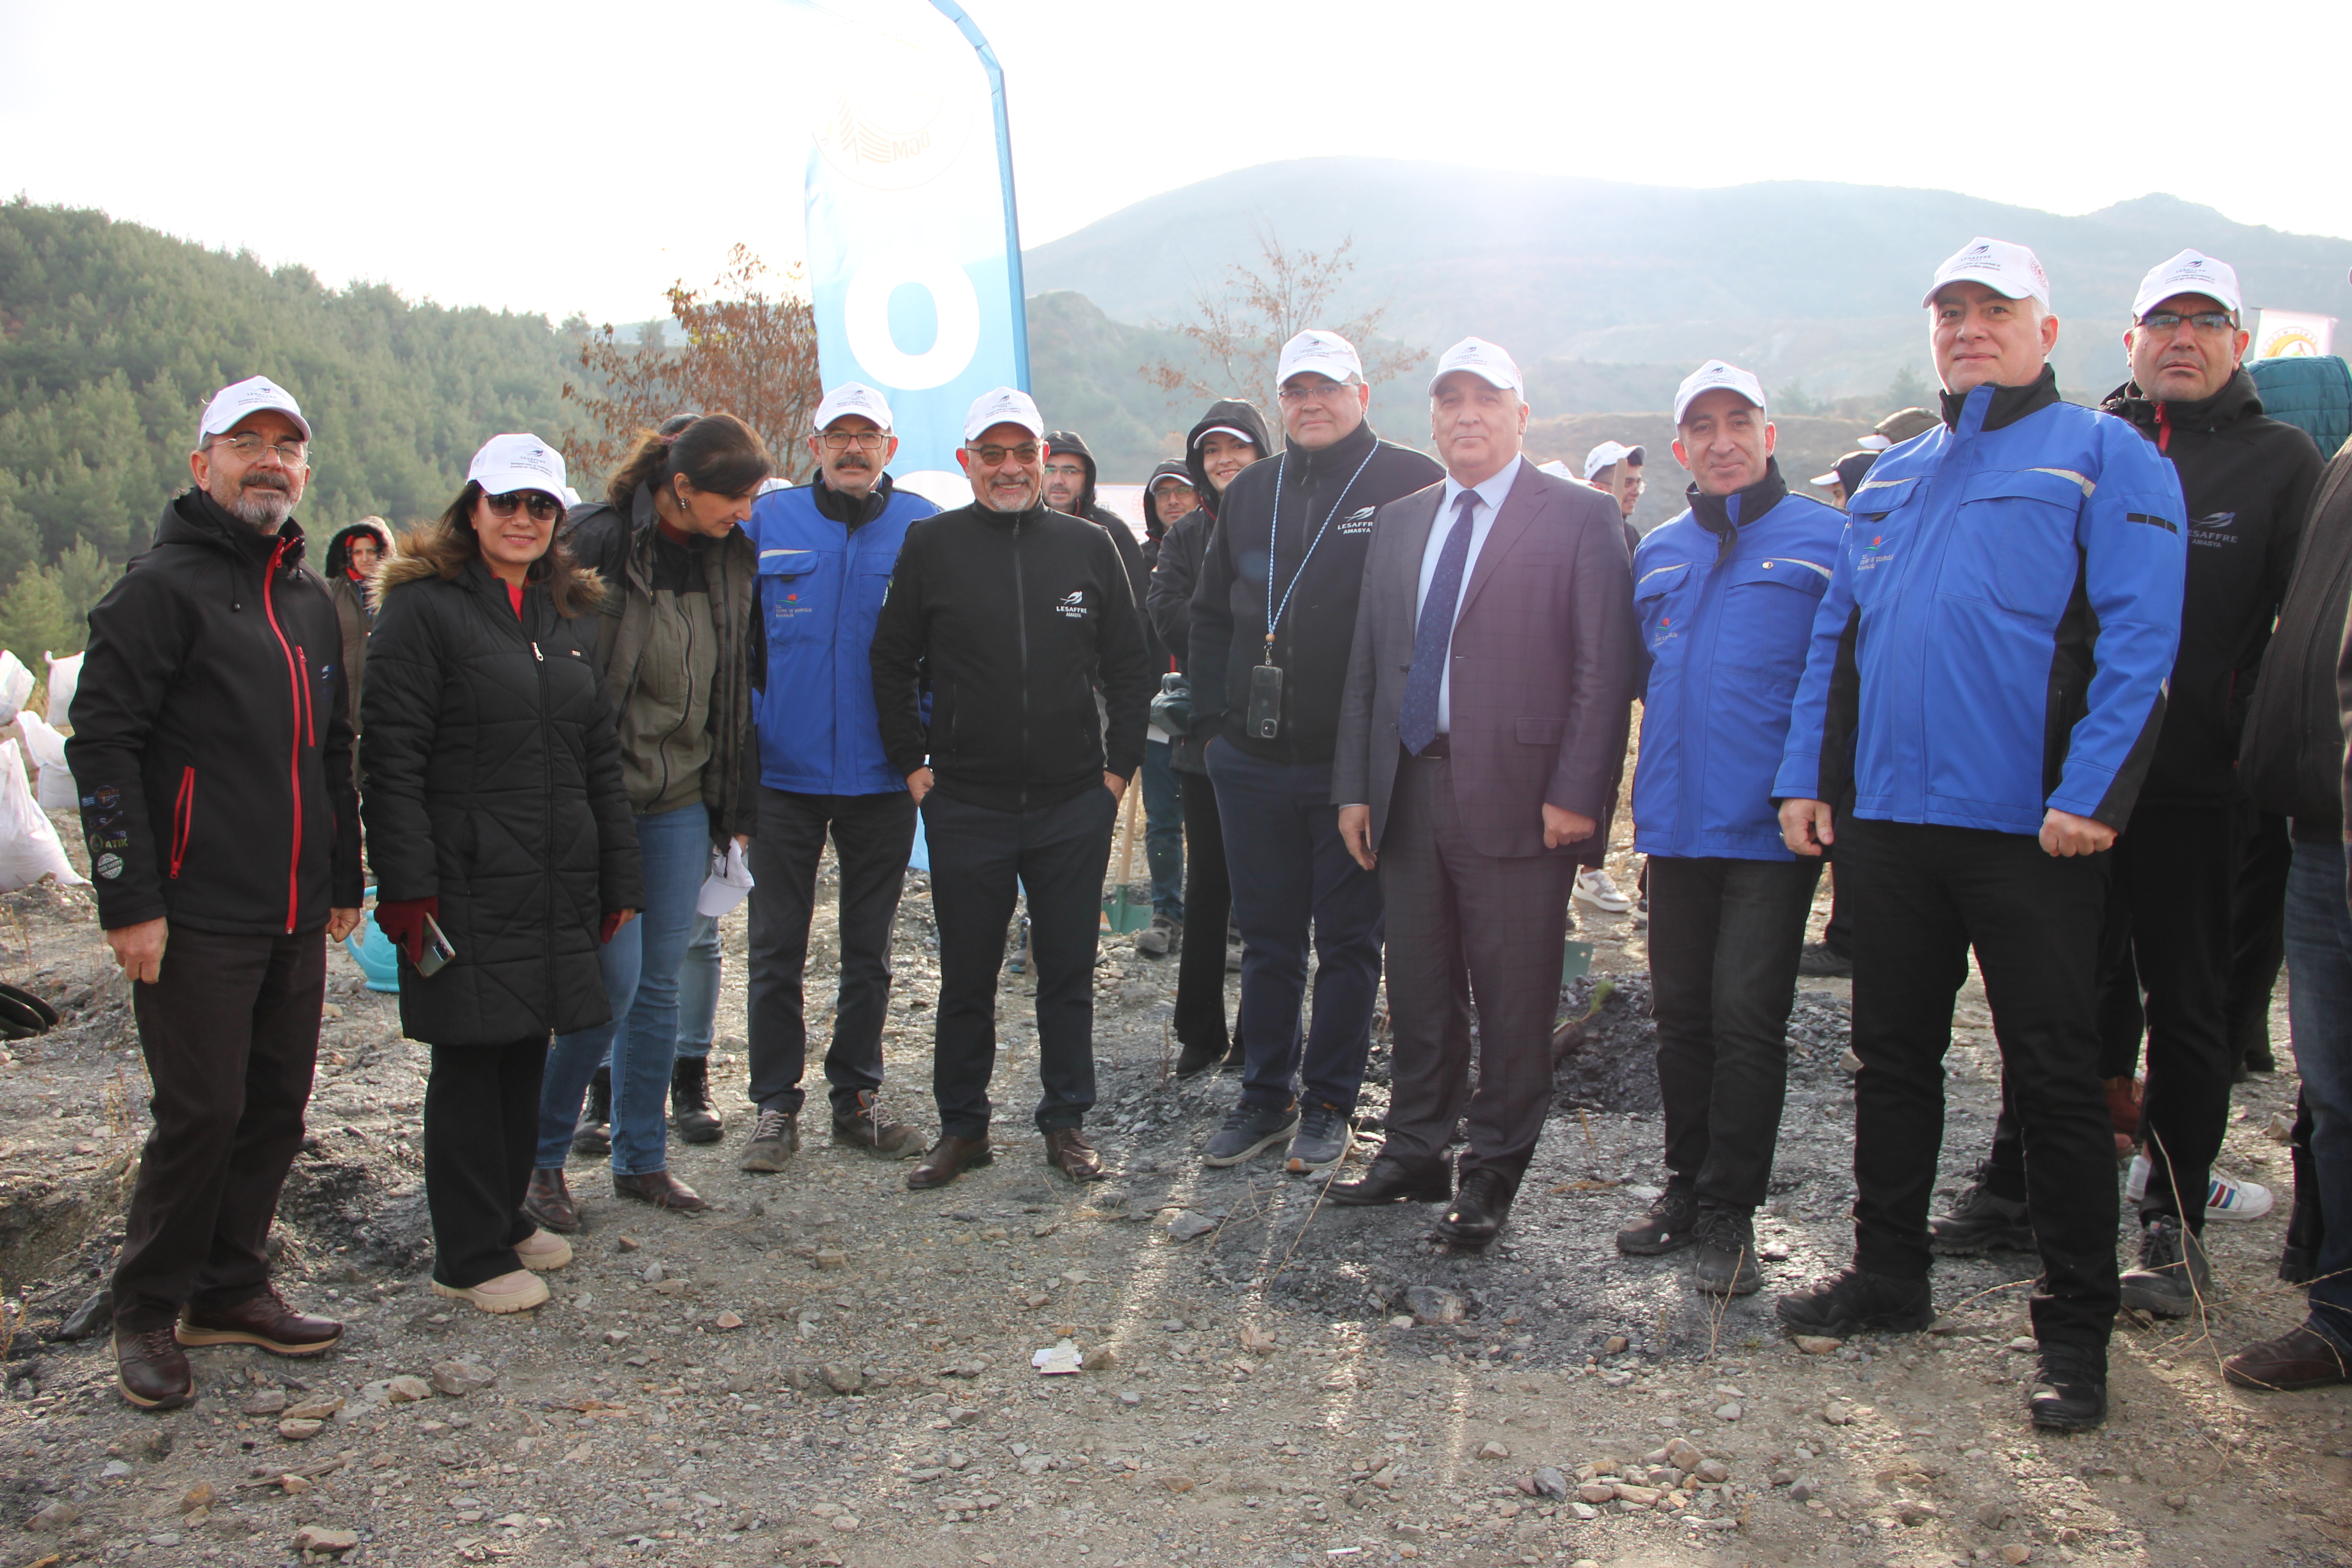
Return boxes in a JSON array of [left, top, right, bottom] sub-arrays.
[[537, 803, 711, 1177], [1142, 738, 1185, 923], [1205, 740, 1384, 1114], [2283, 838, 2352, 1352], [674, 915, 720, 1060]]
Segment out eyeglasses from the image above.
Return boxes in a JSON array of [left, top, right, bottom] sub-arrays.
[[2138, 311, 2238, 335], [1278, 378, 1357, 404], [483, 491, 564, 523], [968, 442, 1040, 466], [210, 432, 309, 464], [820, 430, 888, 451]]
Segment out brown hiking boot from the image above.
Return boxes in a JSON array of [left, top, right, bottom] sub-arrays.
[[833, 1092, 924, 1158]]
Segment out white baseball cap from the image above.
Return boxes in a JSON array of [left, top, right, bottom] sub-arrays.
[[963, 386, 1044, 441], [1426, 336, 1523, 395], [197, 375, 311, 446], [1855, 434, 1892, 452], [1191, 424, 1257, 449], [812, 382, 895, 433], [1922, 236, 2051, 313], [1276, 329, 1364, 388], [1673, 361, 1768, 426], [466, 432, 568, 500], [1583, 440, 1646, 481], [2132, 249, 2242, 321]]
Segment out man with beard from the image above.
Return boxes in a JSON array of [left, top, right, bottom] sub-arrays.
[[68, 376, 364, 1408], [734, 383, 940, 1176], [871, 389, 1153, 1190]]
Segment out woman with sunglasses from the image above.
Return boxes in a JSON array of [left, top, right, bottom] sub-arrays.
[[361, 434, 642, 1313], [526, 412, 773, 1225]]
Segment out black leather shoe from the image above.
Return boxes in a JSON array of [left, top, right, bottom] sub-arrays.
[[908, 1135, 993, 1191], [2028, 1343, 2108, 1431], [1326, 1153, 1450, 1206], [1776, 1266, 1936, 1337], [1173, 1037, 1226, 1078], [1616, 1187, 1700, 1255], [1434, 1168, 1514, 1247]]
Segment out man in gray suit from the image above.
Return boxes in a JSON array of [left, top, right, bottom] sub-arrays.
[[1330, 337, 1638, 1244]]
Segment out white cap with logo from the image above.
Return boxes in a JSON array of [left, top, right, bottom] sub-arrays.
[[1426, 336, 1523, 395], [1922, 236, 2051, 313], [812, 382, 896, 432], [1583, 440, 1646, 482], [2132, 249, 2242, 320], [1276, 329, 1364, 388], [963, 386, 1045, 441], [467, 432, 568, 500], [197, 375, 312, 446], [1673, 361, 1768, 425]]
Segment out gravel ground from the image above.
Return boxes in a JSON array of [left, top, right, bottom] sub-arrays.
[[0, 799, 2347, 1568]]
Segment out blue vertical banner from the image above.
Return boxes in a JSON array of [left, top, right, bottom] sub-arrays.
[[787, 0, 1029, 490]]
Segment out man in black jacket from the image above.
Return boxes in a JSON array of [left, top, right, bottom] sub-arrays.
[[67, 376, 364, 1409], [1189, 332, 1444, 1174], [871, 387, 1153, 1190], [1930, 252, 2323, 1318]]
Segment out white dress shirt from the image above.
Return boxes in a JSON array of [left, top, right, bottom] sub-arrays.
[[1415, 455, 1522, 734]]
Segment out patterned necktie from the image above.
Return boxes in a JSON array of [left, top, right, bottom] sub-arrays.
[[1398, 490, 1480, 756]]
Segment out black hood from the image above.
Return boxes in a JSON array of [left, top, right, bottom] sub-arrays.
[[2100, 367, 2265, 451], [1182, 398, 1274, 519], [1142, 460, 1193, 540], [324, 519, 391, 578], [1687, 458, 1790, 561], [1042, 428, 1102, 516]]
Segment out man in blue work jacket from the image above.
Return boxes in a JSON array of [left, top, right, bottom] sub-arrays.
[[736, 382, 939, 1172], [1773, 239, 2187, 1432], [1617, 360, 1845, 1298]]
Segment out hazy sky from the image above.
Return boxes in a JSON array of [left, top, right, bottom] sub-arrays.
[[5, 0, 2345, 327]]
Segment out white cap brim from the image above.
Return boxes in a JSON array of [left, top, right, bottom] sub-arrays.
[[1191, 426, 1256, 449], [1810, 470, 1842, 487], [1856, 434, 1891, 451]]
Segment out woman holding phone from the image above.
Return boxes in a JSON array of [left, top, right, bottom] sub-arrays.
[[362, 433, 642, 1313]]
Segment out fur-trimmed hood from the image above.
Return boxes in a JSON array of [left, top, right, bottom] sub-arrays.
[[370, 524, 605, 614]]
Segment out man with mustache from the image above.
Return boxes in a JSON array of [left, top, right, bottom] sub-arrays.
[[870, 388, 1153, 1189], [735, 383, 940, 1175], [67, 376, 364, 1409]]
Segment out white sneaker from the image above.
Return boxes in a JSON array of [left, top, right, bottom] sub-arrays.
[[2125, 1154, 2274, 1221], [1573, 868, 1632, 914]]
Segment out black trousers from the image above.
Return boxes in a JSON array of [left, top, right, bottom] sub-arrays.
[[923, 786, 1117, 1139], [1647, 854, 1823, 1211], [1172, 768, 1236, 1056], [2227, 806, 2291, 1069], [114, 926, 325, 1333], [744, 786, 918, 1120], [1990, 800, 2235, 1228], [1377, 753, 1574, 1187], [424, 1038, 546, 1289], [1839, 817, 2119, 1348]]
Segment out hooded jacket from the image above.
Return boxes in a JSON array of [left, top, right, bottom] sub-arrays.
[[1148, 399, 1276, 773], [870, 496, 1153, 812], [323, 519, 392, 736], [1190, 414, 1443, 764], [1142, 458, 1193, 560], [67, 490, 363, 936], [1633, 459, 1845, 860], [2246, 438, 2352, 835], [563, 485, 762, 845], [2100, 369, 2322, 803], [1774, 368, 2187, 835], [360, 544, 642, 1046], [1043, 428, 1156, 663]]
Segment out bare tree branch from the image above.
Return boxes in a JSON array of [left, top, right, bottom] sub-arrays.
[[1142, 230, 1427, 406]]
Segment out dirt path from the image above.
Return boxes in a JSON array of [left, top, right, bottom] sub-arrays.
[[1, 804, 2347, 1568]]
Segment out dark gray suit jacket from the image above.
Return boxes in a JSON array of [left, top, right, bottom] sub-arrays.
[[1332, 460, 1637, 858]]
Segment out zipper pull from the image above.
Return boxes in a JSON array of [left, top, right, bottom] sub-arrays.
[[532, 642, 544, 662]]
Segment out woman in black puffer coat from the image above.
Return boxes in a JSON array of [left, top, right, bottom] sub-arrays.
[[361, 433, 642, 1313]]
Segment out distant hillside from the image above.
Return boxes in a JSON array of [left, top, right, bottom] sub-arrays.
[[1026, 157, 2352, 404]]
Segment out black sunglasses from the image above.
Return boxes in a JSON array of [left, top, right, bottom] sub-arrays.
[[484, 491, 564, 523]]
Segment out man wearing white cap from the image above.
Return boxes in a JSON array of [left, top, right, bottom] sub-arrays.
[[1188, 330, 1442, 1176], [870, 387, 1153, 1190], [1327, 338, 1634, 1242], [1772, 239, 2188, 1432], [1932, 251, 2324, 1317], [735, 384, 942, 1176], [66, 376, 363, 1407], [1583, 440, 1648, 553]]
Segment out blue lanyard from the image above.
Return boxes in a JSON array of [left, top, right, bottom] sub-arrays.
[[1263, 442, 1378, 655]]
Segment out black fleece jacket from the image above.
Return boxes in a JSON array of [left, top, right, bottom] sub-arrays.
[[2102, 369, 2323, 803], [2247, 438, 2352, 835], [869, 498, 1153, 811], [1190, 417, 1442, 764], [1149, 400, 1275, 772], [67, 490, 363, 935], [1043, 428, 1156, 664]]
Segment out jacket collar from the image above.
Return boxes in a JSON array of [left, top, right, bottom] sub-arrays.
[[1940, 364, 2061, 435], [812, 470, 896, 529], [2100, 366, 2262, 438], [1686, 458, 1789, 558], [1286, 417, 1378, 477], [163, 487, 305, 568]]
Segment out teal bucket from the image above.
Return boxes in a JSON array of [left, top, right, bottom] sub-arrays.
[[342, 889, 400, 993]]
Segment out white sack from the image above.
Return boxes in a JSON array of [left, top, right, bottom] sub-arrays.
[[0, 739, 83, 890]]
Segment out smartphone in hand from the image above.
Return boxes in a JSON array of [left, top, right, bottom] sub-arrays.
[[416, 913, 456, 978]]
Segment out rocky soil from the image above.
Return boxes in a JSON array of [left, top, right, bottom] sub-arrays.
[[0, 797, 2347, 1568]]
